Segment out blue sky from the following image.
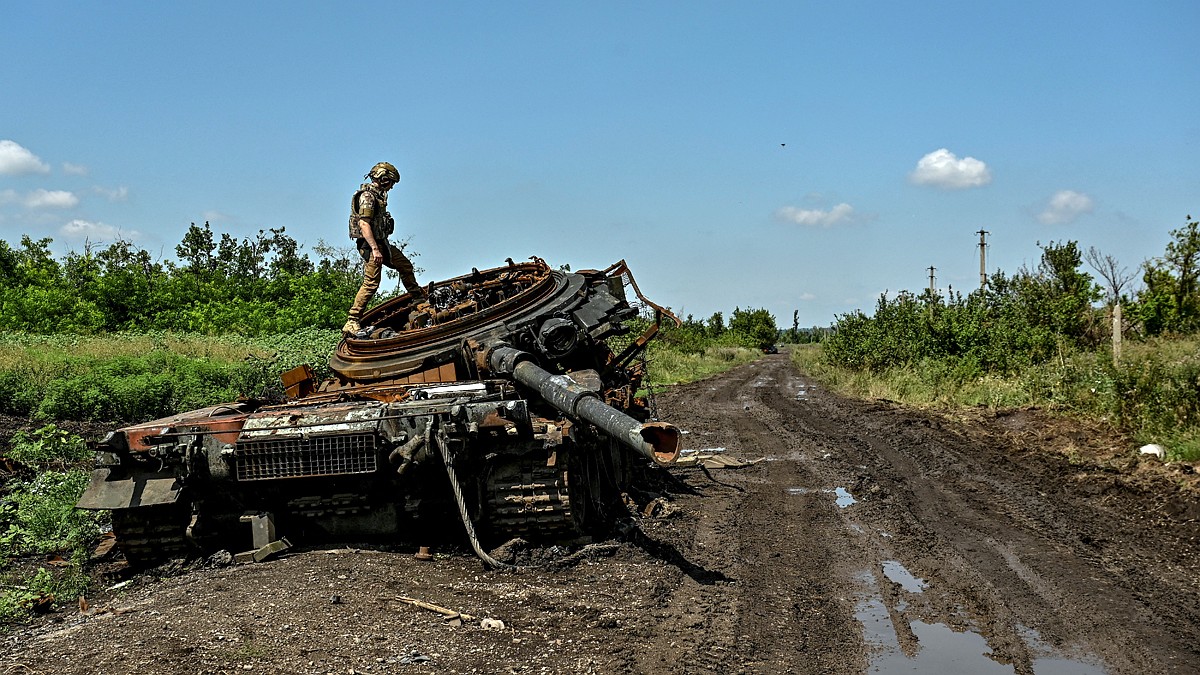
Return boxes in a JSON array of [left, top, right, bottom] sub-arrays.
[[2, 2, 1196, 327]]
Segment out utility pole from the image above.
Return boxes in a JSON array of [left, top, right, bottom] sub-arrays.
[[976, 229, 989, 289], [926, 265, 937, 318]]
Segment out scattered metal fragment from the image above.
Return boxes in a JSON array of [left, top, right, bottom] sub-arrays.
[[233, 537, 292, 564]]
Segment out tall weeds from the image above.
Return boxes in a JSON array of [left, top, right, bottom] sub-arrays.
[[793, 339, 1200, 461]]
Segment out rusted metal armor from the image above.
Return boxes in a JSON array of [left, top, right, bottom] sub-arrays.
[[77, 258, 682, 569]]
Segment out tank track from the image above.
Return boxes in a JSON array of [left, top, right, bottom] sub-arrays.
[[110, 503, 192, 565], [485, 455, 578, 542]]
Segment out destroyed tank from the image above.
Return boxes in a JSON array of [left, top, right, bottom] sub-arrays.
[[78, 258, 681, 566]]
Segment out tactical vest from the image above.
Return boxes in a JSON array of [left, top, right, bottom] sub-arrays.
[[348, 182, 395, 241]]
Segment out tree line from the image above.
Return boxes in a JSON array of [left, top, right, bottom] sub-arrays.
[[656, 307, 780, 353], [1, 222, 783, 349], [0, 223, 369, 335], [823, 215, 1200, 374]]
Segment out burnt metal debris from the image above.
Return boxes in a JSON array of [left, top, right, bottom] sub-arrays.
[[77, 257, 681, 567]]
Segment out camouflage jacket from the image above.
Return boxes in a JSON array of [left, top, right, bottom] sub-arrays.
[[348, 182, 395, 242]]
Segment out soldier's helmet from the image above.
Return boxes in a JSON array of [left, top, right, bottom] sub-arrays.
[[368, 162, 400, 184]]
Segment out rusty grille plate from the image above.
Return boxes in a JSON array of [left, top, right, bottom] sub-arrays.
[[234, 434, 378, 481]]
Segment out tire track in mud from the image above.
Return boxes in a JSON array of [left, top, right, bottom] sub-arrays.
[[652, 362, 865, 674], [792, 388, 1196, 674], [655, 353, 1199, 674]]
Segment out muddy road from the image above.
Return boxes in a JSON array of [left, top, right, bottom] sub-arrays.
[[3, 353, 1198, 674]]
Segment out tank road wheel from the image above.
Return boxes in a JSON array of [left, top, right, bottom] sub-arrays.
[[110, 502, 193, 567]]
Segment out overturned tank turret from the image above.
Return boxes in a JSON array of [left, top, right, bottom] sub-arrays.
[[78, 258, 681, 565]]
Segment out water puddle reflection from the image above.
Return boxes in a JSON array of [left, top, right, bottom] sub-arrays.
[[881, 560, 927, 593], [833, 486, 856, 508], [855, 568, 1106, 674], [782, 486, 857, 508]]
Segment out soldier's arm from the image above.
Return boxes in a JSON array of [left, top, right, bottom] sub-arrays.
[[356, 193, 384, 262], [359, 220, 383, 262]]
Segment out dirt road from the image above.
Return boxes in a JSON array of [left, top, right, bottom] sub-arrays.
[[3, 353, 1198, 674]]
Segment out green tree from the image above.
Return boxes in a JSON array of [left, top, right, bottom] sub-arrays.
[[1137, 215, 1200, 335], [705, 311, 725, 338], [729, 307, 778, 349]]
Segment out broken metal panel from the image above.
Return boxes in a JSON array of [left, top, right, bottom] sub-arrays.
[[281, 364, 316, 399], [76, 469, 182, 509]]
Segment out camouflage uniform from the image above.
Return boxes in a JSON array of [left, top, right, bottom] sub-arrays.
[[345, 167, 422, 333]]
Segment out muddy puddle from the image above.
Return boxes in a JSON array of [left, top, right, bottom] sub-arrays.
[[785, 485, 857, 508], [853, 561, 1106, 674]]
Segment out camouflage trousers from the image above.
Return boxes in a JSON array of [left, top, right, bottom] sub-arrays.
[[347, 239, 421, 320]]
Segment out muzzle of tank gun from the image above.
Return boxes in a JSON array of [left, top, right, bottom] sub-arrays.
[[487, 346, 680, 465]]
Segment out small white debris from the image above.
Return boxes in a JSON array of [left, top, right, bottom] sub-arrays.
[[107, 580, 134, 592], [481, 618, 506, 630], [1139, 444, 1165, 459]]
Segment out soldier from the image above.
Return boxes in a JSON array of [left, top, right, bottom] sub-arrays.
[[343, 161, 423, 335]]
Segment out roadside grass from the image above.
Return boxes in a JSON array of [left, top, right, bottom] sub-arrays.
[[645, 344, 762, 388], [791, 338, 1200, 462], [0, 329, 341, 423]]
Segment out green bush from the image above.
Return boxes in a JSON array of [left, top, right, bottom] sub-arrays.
[[0, 426, 106, 626], [4, 425, 90, 466], [823, 242, 1102, 375], [0, 370, 38, 416], [1, 470, 102, 557]]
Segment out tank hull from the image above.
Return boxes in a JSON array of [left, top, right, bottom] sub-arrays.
[[79, 258, 679, 565]]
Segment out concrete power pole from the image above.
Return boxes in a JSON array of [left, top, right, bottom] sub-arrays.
[[927, 265, 937, 318], [976, 229, 989, 289]]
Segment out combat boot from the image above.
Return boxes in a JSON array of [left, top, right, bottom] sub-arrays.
[[341, 317, 361, 336]]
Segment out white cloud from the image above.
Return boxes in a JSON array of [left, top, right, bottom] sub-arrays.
[[1037, 190, 1094, 224], [59, 219, 140, 242], [202, 210, 230, 223], [93, 185, 129, 201], [0, 189, 79, 209], [910, 148, 992, 189], [798, 292, 816, 301], [24, 189, 79, 209], [0, 140, 51, 175], [62, 162, 89, 176], [775, 203, 855, 228]]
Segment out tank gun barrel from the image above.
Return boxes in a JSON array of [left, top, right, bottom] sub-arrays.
[[488, 346, 680, 465]]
